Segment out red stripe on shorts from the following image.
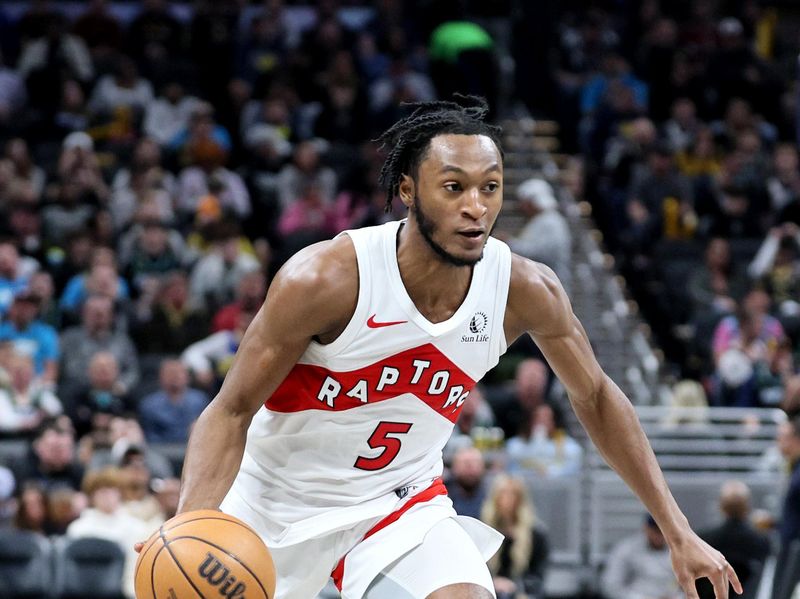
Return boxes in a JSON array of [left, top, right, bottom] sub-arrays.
[[331, 478, 448, 591]]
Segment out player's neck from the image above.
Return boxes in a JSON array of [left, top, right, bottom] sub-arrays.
[[396, 221, 473, 323]]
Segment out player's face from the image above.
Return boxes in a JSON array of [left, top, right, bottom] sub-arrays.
[[404, 134, 503, 266]]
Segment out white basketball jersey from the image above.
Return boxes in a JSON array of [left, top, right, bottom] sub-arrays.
[[225, 220, 512, 546]]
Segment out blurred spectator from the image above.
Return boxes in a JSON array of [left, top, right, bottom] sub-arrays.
[[139, 360, 208, 444], [662, 98, 701, 153], [488, 359, 549, 440], [506, 403, 583, 478], [10, 419, 84, 492], [152, 476, 180, 522], [481, 475, 549, 599], [0, 352, 62, 436], [711, 288, 786, 407], [783, 375, 800, 418], [122, 218, 187, 294], [443, 385, 496, 463], [17, 13, 93, 113], [71, 0, 122, 62], [601, 515, 681, 599], [169, 101, 232, 159], [506, 178, 571, 291], [59, 295, 140, 397], [0, 50, 25, 125], [12, 481, 48, 533], [176, 137, 250, 220], [0, 240, 37, 317], [687, 238, 745, 321], [4, 138, 45, 199], [212, 270, 266, 332], [53, 78, 90, 137], [48, 229, 94, 295], [131, 271, 208, 355], [181, 310, 254, 390], [767, 144, 800, 222], [697, 480, 770, 598], [67, 351, 130, 438], [276, 141, 337, 210], [67, 467, 149, 599], [143, 82, 202, 147], [189, 222, 259, 310], [89, 55, 154, 118], [445, 446, 488, 520], [0, 289, 59, 384], [42, 133, 107, 246], [777, 416, 800, 554], [87, 415, 172, 481], [125, 0, 184, 76], [748, 223, 800, 318], [46, 485, 82, 535], [109, 137, 176, 232], [119, 447, 163, 527], [60, 251, 130, 318]]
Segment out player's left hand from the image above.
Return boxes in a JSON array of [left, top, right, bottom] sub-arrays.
[[669, 532, 742, 599]]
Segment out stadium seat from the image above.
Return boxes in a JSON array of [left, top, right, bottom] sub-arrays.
[[52, 537, 125, 599], [0, 529, 53, 599]]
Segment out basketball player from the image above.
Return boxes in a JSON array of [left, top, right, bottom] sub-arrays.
[[138, 97, 741, 599]]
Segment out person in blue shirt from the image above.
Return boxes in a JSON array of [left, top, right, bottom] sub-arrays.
[[0, 290, 59, 384], [138, 359, 209, 444]]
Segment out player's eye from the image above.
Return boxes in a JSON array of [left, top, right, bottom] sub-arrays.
[[484, 182, 500, 193], [443, 182, 462, 192]]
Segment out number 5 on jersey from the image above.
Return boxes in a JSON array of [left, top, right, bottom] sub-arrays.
[[354, 421, 413, 471]]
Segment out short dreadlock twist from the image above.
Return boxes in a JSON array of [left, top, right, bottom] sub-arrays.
[[376, 95, 503, 212]]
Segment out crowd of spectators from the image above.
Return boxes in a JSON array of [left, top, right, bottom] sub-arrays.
[[563, 2, 800, 417]]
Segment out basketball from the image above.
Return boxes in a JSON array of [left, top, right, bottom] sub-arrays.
[[134, 510, 276, 599]]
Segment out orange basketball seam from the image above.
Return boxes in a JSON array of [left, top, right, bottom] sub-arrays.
[[135, 532, 160, 582], [150, 543, 168, 599], [161, 528, 207, 598], [165, 535, 270, 599]]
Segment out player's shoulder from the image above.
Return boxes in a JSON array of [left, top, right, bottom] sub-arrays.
[[506, 253, 571, 337], [508, 253, 564, 301], [273, 234, 356, 289]]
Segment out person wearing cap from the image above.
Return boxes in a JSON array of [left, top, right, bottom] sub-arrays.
[[507, 178, 572, 293], [0, 288, 59, 384], [601, 514, 681, 599]]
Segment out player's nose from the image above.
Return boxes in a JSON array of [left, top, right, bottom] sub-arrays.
[[461, 189, 487, 220]]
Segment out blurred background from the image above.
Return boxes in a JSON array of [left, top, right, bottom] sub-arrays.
[[0, 1, 799, 598]]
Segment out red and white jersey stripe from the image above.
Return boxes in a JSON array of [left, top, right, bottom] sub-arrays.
[[224, 220, 512, 545]]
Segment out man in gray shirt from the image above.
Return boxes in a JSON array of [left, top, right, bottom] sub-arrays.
[[602, 515, 681, 599]]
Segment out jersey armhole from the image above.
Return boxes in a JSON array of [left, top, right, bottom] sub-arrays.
[[491, 241, 512, 360], [305, 230, 370, 357]]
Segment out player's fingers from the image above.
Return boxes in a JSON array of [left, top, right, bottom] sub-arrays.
[[134, 541, 145, 553], [710, 563, 730, 599], [682, 578, 701, 599], [726, 562, 743, 595]]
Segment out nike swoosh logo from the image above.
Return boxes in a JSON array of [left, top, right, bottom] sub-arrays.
[[367, 314, 408, 328]]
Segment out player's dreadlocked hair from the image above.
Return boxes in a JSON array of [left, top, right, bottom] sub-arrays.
[[376, 95, 503, 212]]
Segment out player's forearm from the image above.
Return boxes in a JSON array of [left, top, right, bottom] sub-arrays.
[[570, 375, 691, 543], [177, 399, 252, 513]]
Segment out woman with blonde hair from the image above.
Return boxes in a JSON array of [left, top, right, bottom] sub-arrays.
[[480, 474, 549, 599]]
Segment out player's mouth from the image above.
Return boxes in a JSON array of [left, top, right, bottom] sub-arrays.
[[458, 229, 484, 239]]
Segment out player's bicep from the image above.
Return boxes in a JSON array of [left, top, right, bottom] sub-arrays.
[[510, 257, 606, 404], [531, 313, 606, 404]]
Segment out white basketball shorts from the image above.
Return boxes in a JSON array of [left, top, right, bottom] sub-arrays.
[[221, 478, 502, 599]]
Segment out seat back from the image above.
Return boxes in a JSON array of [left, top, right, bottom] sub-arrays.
[[54, 537, 126, 599], [0, 529, 52, 599]]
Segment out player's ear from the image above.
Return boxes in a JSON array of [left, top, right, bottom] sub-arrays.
[[398, 174, 415, 209]]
